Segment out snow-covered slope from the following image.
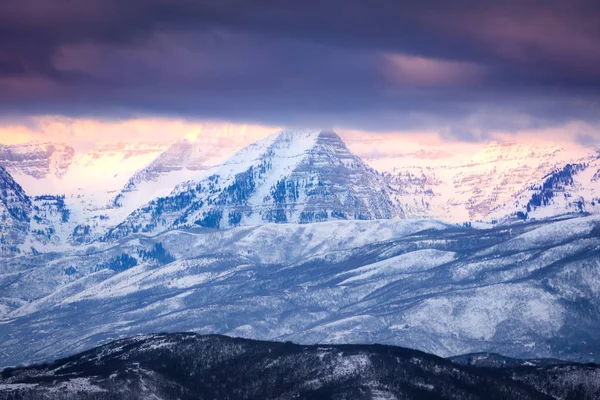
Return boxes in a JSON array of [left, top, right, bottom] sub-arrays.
[[109, 139, 239, 226], [113, 139, 211, 207], [381, 142, 596, 222], [487, 154, 600, 221], [111, 126, 271, 219], [0, 166, 32, 257], [1, 215, 599, 366], [0, 142, 173, 250], [106, 130, 402, 240]]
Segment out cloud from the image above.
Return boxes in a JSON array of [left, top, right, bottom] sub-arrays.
[[383, 53, 485, 86], [0, 75, 59, 97], [433, 3, 600, 80], [491, 121, 600, 147], [0, 0, 598, 136], [574, 134, 599, 146], [444, 128, 493, 143]]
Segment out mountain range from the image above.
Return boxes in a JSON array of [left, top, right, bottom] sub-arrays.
[[1, 129, 600, 369], [1, 129, 599, 252]]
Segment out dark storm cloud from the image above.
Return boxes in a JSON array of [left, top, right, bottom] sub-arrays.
[[1, 0, 599, 135]]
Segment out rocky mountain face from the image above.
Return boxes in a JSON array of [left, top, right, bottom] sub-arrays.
[[383, 142, 597, 222], [0, 167, 32, 257], [487, 155, 600, 222], [114, 139, 209, 206], [0, 142, 75, 180], [1, 333, 599, 400], [106, 130, 401, 240]]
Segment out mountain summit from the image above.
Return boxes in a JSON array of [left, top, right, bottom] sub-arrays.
[[106, 130, 402, 240]]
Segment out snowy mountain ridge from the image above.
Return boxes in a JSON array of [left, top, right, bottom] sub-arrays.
[[112, 126, 263, 211], [105, 130, 401, 240], [0, 129, 598, 252], [379, 141, 599, 222]]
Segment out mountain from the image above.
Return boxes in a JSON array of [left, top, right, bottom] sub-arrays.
[[112, 138, 212, 208], [0, 165, 84, 256], [105, 130, 402, 240], [100, 135, 598, 238], [0, 166, 32, 257], [1, 333, 599, 400], [381, 142, 596, 222], [109, 136, 246, 223], [487, 154, 600, 222], [1, 131, 600, 372], [0, 129, 267, 250], [0, 141, 173, 249], [2, 215, 599, 367], [112, 126, 263, 211], [0, 142, 75, 181], [2, 135, 597, 241], [0, 141, 169, 197]]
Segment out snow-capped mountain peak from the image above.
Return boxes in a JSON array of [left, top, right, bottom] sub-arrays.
[[105, 129, 401, 240]]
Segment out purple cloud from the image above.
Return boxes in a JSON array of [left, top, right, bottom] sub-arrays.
[[0, 0, 598, 137]]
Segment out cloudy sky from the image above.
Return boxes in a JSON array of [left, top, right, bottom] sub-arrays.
[[1, 0, 599, 146]]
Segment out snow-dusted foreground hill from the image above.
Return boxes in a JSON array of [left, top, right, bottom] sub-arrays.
[[1, 215, 599, 366], [2, 333, 599, 400]]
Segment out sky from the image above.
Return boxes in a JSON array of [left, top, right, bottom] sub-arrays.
[[1, 0, 600, 147]]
